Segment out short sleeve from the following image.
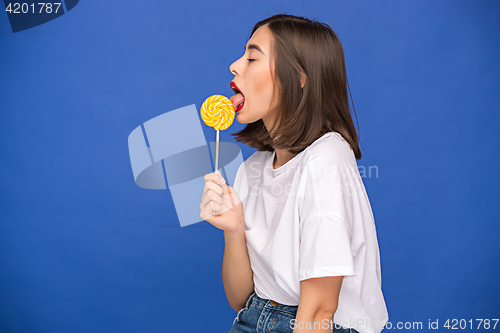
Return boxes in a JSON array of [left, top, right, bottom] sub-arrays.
[[299, 145, 365, 233], [299, 212, 355, 281]]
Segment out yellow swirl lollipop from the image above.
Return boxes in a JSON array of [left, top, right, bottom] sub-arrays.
[[201, 94, 235, 176], [201, 94, 235, 131]]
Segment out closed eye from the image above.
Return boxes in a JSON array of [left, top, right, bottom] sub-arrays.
[[247, 59, 255, 62]]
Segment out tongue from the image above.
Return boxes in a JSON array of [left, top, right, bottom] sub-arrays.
[[230, 93, 245, 110]]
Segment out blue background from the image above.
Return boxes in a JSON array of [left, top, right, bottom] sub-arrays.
[[1, 0, 499, 332]]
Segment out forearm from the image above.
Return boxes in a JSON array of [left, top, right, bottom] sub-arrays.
[[221, 226, 254, 312], [292, 311, 336, 332]]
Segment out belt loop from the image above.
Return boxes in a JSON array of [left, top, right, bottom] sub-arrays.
[[245, 291, 255, 308]]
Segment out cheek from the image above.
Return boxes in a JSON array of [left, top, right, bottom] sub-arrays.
[[250, 71, 274, 104]]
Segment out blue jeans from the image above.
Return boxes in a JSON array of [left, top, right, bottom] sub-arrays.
[[228, 291, 360, 333]]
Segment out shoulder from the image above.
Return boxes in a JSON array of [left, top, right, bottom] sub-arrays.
[[304, 132, 356, 167], [234, 149, 270, 199], [236, 149, 270, 177], [242, 149, 270, 169], [246, 149, 270, 163]]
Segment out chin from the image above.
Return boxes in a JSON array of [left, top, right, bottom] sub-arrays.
[[235, 112, 250, 124]]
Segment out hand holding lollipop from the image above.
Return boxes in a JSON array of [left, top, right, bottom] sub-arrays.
[[199, 94, 244, 223]]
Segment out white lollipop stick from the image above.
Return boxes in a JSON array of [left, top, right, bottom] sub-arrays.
[[215, 130, 220, 174]]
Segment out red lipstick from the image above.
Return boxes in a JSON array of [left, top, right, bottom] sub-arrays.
[[230, 82, 245, 112]]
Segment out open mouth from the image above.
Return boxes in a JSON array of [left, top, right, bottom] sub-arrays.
[[230, 82, 245, 112]]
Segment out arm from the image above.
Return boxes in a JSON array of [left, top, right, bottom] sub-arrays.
[[221, 224, 254, 312], [199, 171, 254, 312], [292, 276, 344, 332]]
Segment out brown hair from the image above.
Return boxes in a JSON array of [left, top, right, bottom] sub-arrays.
[[231, 14, 362, 160]]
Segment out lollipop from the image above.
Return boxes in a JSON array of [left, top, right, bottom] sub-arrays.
[[201, 94, 235, 176]]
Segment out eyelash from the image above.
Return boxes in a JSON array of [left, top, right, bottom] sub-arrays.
[[247, 58, 255, 62]]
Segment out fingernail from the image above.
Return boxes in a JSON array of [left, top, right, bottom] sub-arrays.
[[220, 178, 225, 184]]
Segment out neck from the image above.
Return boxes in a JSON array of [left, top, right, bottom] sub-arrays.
[[273, 148, 297, 169]]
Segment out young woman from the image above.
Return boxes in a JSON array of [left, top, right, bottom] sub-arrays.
[[200, 14, 388, 333]]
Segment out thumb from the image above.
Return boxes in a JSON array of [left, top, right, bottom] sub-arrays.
[[224, 184, 242, 207]]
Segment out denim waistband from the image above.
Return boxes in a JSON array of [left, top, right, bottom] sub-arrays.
[[249, 291, 299, 313]]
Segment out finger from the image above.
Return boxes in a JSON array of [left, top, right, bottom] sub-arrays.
[[201, 205, 217, 221], [221, 183, 229, 197], [203, 180, 224, 197], [207, 189, 223, 206], [226, 186, 242, 210], [200, 189, 223, 210], [206, 201, 221, 216], [200, 201, 215, 221], [200, 200, 216, 220], [226, 186, 236, 209], [205, 172, 226, 189], [220, 186, 234, 211]]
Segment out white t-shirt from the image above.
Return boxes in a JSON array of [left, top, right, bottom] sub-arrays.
[[232, 131, 389, 333]]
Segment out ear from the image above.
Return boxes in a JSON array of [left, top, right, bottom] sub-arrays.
[[300, 72, 307, 89]]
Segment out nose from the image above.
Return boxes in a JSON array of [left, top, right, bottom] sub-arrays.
[[229, 59, 240, 76]]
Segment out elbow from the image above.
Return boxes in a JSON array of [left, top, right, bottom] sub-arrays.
[[316, 307, 337, 320], [317, 302, 338, 317], [229, 300, 246, 313]]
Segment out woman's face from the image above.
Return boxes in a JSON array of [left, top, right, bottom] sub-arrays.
[[229, 24, 279, 129]]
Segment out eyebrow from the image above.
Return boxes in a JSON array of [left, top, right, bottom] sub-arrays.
[[244, 44, 264, 54]]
